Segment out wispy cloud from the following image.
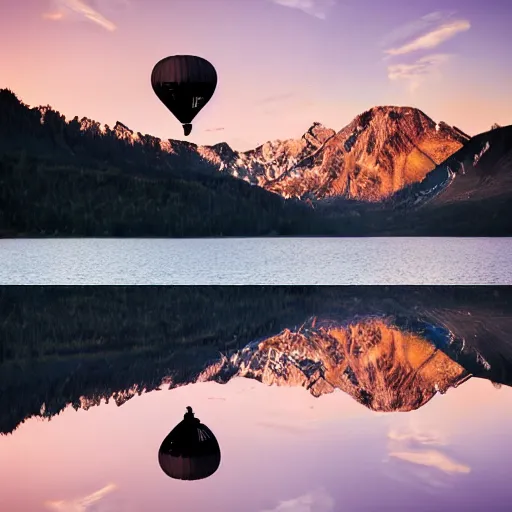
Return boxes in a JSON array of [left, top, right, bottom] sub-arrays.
[[385, 19, 471, 56], [388, 428, 445, 446], [260, 488, 335, 512], [43, 0, 117, 32], [45, 483, 118, 512], [386, 427, 470, 479], [381, 11, 456, 48], [270, 0, 336, 20], [381, 11, 470, 91], [204, 127, 225, 133], [389, 450, 471, 474], [43, 12, 65, 20], [387, 53, 451, 92]]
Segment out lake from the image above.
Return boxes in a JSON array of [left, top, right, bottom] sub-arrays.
[[1, 237, 511, 284], [2, 378, 511, 512], [1, 286, 512, 512]]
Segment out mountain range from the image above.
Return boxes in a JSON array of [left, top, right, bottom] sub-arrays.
[[1, 88, 511, 236], [201, 107, 470, 202]]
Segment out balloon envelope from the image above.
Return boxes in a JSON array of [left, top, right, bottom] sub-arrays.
[[151, 55, 217, 136], [158, 407, 221, 481]]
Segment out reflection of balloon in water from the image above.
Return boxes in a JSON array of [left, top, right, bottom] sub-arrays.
[[151, 55, 218, 137], [158, 406, 221, 481]]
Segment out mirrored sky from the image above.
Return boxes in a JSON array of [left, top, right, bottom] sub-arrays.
[[2, 376, 512, 512]]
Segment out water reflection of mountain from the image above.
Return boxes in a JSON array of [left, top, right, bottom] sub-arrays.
[[200, 318, 470, 412], [1, 286, 511, 433]]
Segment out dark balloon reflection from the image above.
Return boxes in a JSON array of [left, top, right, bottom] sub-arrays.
[[158, 406, 221, 481]]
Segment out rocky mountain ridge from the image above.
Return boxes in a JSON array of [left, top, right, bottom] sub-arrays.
[[107, 106, 471, 201], [1, 89, 470, 201], [388, 124, 512, 210], [243, 107, 469, 201], [101, 106, 475, 201]]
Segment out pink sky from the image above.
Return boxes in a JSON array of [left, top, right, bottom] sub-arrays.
[[1, 1, 511, 149], [1, 377, 512, 512]]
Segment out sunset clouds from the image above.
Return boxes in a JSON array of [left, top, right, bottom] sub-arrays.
[[43, 0, 117, 32], [386, 425, 471, 487], [45, 483, 118, 512], [42, 12, 65, 21], [389, 450, 471, 474], [384, 11, 471, 92], [261, 488, 335, 512], [385, 19, 471, 56], [387, 54, 452, 92]]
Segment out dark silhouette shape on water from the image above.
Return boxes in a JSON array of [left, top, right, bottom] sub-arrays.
[[151, 55, 217, 137], [158, 406, 221, 481]]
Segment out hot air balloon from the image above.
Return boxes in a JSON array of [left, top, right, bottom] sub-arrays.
[[158, 406, 221, 481], [151, 55, 218, 137]]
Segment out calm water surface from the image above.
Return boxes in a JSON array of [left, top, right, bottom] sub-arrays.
[[2, 287, 512, 511], [1, 237, 511, 284], [1, 379, 511, 512]]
